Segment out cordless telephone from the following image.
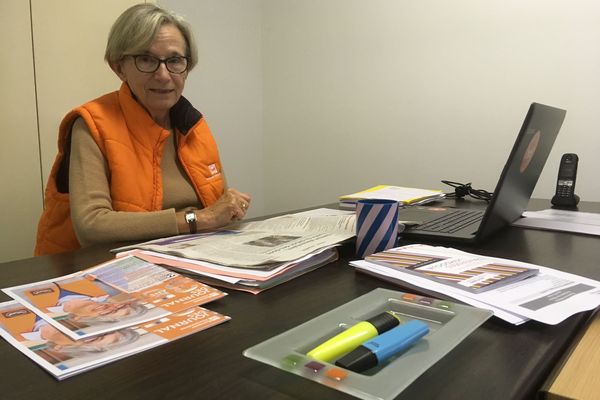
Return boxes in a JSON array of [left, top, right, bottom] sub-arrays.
[[551, 153, 579, 208]]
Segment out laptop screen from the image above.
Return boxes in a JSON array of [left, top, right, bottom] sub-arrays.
[[478, 102, 566, 238]]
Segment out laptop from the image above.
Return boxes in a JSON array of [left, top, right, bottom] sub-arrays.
[[399, 102, 566, 243]]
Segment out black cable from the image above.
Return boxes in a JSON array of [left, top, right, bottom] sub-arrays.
[[441, 180, 493, 202]]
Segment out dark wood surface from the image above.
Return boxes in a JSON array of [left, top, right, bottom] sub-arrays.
[[1, 199, 599, 400]]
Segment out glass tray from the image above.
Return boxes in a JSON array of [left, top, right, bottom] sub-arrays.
[[243, 288, 492, 400]]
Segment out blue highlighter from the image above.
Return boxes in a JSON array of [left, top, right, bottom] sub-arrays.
[[335, 320, 429, 372]]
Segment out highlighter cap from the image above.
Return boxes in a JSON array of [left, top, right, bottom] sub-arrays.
[[335, 345, 376, 372], [367, 312, 400, 334]]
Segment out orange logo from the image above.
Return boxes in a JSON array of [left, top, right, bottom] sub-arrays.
[[520, 130, 540, 173]]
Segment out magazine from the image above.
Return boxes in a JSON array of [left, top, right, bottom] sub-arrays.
[[2, 255, 226, 340], [365, 245, 538, 293], [0, 301, 229, 380]]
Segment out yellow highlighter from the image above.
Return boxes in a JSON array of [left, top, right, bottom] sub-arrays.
[[306, 311, 401, 362]]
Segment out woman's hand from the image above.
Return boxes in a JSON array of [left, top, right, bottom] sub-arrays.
[[196, 188, 251, 230]]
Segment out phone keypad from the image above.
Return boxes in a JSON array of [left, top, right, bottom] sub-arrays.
[[557, 180, 574, 197]]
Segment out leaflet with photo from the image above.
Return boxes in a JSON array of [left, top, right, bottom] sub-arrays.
[[2, 255, 226, 340], [0, 301, 230, 380], [354, 244, 600, 325], [366, 246, 538, 293]]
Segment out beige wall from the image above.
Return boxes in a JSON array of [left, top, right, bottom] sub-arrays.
[[32, 0, 132, 186], [0, 1, 41, 263], [0, 0, 138, 263], [4, 1, 600, 262], [260, 0, 600, 213]]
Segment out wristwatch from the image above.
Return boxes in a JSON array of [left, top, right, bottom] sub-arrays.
[[184, 211, 197, 234]]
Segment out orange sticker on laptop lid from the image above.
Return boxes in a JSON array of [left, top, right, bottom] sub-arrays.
[[520, 130, 540, 173]]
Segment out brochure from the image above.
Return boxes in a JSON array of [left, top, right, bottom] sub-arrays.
[[352, 244, 600, 325], [365, 246, 538, 293], [2, 255, 226, 340], [0, 301, 230, 380]]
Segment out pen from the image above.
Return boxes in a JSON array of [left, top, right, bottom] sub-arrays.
[[306, 311, 401, 362], [335, 319, 429, 372]]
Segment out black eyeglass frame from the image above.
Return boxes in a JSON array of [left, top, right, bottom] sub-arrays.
[[127, 54, 190, 74]]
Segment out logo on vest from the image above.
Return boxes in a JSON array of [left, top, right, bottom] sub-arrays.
[[208, 164, 219, 176]]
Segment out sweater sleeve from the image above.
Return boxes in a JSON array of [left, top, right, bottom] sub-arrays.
[[69, 118, 180, 246]]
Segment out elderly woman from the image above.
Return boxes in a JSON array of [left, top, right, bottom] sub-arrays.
[[35, 3, 250, 256]]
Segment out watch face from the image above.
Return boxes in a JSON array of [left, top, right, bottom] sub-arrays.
[[185, 212, 196, 223]]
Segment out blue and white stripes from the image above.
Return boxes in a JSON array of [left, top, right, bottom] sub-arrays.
[[356, 199, 399, 258]]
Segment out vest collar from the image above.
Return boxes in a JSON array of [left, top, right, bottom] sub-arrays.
[[119, 83, 203, 137]]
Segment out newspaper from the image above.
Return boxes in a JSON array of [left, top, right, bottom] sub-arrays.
[[0, 301, 229, 380], [351, 244, 600, 325], [114, 212, 356, 267], [2, 255, 226, 340]]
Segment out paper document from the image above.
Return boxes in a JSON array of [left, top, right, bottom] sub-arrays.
[[114, 213, 355, 267], [339, 185, 444, 208], [351, 244, 600, 325], [513, 209, 600, 236], [366, 247, 537, 293], [122, 246, 339, 294]]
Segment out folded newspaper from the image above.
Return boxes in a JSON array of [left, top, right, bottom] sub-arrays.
[[352, 244, 600, 325], [113, 210, 356, 267]]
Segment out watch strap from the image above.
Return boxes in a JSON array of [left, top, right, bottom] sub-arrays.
[[185, 211, 197, 234]]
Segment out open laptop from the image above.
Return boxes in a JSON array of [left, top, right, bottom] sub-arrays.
[[399, 102, 566, 243]]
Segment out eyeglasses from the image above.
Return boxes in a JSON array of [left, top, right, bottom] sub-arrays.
[[128, 54, 189, 74]]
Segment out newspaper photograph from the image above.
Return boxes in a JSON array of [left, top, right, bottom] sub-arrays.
[[118, 213, 356, 267]]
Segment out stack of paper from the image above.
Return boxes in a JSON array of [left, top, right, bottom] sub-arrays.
[[513, 208, 600, 236], [351, 244, 600, 325], [114, 209, 357, 294], [0, 256, 229, 379], [339, 185, 445, 209]]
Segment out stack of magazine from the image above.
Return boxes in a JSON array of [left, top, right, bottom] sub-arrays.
[[338, 185, 445, 209], [114, 209, 357, 294], [0, 256, 229, 379], [351, 244, 600, 325]]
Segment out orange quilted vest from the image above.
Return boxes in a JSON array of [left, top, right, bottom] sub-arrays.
[[35, 83, 224, 256]]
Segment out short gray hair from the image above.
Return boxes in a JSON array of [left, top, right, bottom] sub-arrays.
[[104, 3, 198, 71]]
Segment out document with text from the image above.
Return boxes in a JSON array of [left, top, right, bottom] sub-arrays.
[[351, 244, 600, 325], [115, 212, 356, 267]]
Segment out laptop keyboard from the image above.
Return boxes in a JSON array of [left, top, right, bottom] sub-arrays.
[[414, 209, 484, 233]]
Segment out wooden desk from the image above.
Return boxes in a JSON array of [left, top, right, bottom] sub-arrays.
[[0, 199, 599, 400], [542, 310, 600, 400]]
